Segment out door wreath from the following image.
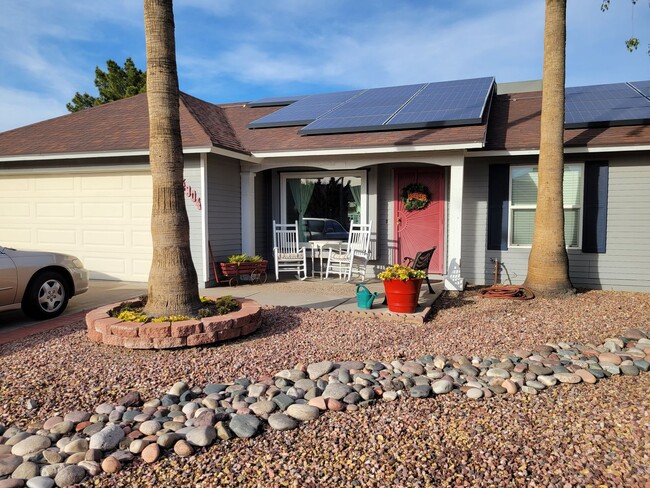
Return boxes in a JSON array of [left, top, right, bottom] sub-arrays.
[[400, 183, 431, 211]]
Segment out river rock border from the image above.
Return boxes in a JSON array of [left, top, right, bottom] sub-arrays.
[[85, 298, 262, 349], [1, 330, 648, 487]]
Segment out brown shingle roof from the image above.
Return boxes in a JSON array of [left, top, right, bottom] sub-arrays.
[[1, 89, 648, 160], [483, 91, 650, 151], [0, 92, 248, 158]]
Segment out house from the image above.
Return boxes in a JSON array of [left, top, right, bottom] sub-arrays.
[[1, 78, 649, 291]]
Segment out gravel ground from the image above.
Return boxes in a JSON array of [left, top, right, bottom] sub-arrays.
[[1, 288, 649, 487]]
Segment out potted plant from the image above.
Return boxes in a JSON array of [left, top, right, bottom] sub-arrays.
[[219, 254, 268, 285], [378, 263, 427, 313]]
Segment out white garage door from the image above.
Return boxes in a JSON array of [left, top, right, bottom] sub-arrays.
[[0, 171, 153, 281]]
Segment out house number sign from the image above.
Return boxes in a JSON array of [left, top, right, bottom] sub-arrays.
[[183, 179, 202, 210]]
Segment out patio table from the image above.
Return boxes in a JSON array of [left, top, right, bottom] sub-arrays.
[[309, 240, 344, 279]]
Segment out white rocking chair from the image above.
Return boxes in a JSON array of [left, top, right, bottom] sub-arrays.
[[324, 221, 372, 281], [273, 220, 308, 281]]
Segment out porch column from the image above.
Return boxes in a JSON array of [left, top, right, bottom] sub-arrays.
[[241, 170, 256, 256], [446, 161, 465, 291]]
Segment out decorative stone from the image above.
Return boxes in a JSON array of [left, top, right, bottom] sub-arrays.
[[502, 379, 518, 394], [11, 462, 39, 480], [322, 383, 351, 400], [54, 465, 87, 487], [286, 404, 320, 421], [229, 415, 261, 439], [574, 369, 597, 384], [89, 424, 125, 451], [101, 456, 121, 474], [63, 412, 91, 424], [431, 379, 453, 395], [185, 426, 217, 447], [307, 361, 334, 380], [409, 385, 431, 398], [138, 420, 162, 436], [78, 461, 101, 476], [26, 476, 55, 488], [465, 388, 483, 399], [554, 373, 582, 384], [141, 443, 161, 464], [621, 365, 640, 376], [173, 440, 194, 457], [268, 413, 298, 431], [598, 352, 622, 365], [11, 435, 51, 457], [63, 438, 89, 454], [249, 400, 276, 416]]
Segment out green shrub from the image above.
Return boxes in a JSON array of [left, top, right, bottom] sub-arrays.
[[227, 254, 263, 263]]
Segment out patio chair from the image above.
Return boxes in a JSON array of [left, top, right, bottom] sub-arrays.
[[324, 221, 372, 281], [404, 246, 437, 294], [273, 220, 308, 281]]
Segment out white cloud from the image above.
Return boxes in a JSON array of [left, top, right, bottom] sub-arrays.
[[0, 87, 68, 132]]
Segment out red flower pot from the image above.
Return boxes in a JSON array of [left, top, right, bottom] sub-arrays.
[[383, 278, 423, 313]]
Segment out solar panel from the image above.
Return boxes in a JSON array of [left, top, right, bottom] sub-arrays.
[[298, 84, 426, 135], [629, 80, 650, 98], [299, 77, 495, 135], [247, 95, 308, 108], [565, 82, 650, 128], [247, 90, 364, 128], [386, 77, 495, 129]]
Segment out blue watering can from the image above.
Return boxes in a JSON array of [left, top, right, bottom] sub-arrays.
[[356, 284, 378, 309]]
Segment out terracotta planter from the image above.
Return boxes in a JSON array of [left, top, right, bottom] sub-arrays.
[[383, 278, 423, 313]]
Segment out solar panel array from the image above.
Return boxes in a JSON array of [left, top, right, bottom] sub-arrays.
[[248, 77, 495, 134], [565, 81, 650, 128], [247, 77, 650, 134]]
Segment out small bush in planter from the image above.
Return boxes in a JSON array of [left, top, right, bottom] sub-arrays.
[[227, 254, 264, 263], [377, 264, 427, 281]]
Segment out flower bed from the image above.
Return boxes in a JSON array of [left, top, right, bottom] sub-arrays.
[[86, 297, 262, 349]]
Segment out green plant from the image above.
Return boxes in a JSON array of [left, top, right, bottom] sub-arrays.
[[378, 264, 427, 281], [110, 295, 240, 323], [227, 254, 263, 263]]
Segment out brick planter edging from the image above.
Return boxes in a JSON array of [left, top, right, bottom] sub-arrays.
[[86, 298, 262, 349]]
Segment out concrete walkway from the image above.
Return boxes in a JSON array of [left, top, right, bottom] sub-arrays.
[[0, 277, 443, 345]]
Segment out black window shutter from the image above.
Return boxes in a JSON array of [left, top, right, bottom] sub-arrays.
[[582, 161, 608, 253], [487, 164, 509, 250]]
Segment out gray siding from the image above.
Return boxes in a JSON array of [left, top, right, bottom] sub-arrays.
[[206, 154, 242, 282], [461, 155, 650, 292], [182, 155, 204, 285]]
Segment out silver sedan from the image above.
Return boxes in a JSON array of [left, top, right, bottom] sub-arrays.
[[0, 246, 89, 320]]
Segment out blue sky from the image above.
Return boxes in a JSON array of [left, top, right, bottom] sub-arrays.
[[0, 0, 648, 132]]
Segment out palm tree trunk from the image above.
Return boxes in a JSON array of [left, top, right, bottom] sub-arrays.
[[143, 0, 201, 317], [523, 0, 575, 297]]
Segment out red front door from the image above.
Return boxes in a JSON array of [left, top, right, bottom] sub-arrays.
[[394, 167, 445, 273]]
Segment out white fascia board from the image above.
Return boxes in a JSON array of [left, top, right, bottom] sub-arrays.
[[471, 144, 650, 157], [209, 146, 259, 163], [252, 142, 483, 159], [0, 145, 255, 163]]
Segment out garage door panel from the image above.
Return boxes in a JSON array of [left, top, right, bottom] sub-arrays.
[[3, 230, 32, 244], [36, 202, 75, 218], [82, 202, 124, 218], [0, 172, 153, 282], [37, 229, 76, 245], [35, 177, 74, 192], [0, 178, 30, 192], [1, 203, 31, 217], [81, 175, 127, 191]]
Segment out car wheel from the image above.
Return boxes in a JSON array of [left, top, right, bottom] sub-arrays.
[[22, 271, 70, 319]]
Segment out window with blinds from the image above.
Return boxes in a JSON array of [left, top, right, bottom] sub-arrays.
[[509, 164, 583, 247]]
